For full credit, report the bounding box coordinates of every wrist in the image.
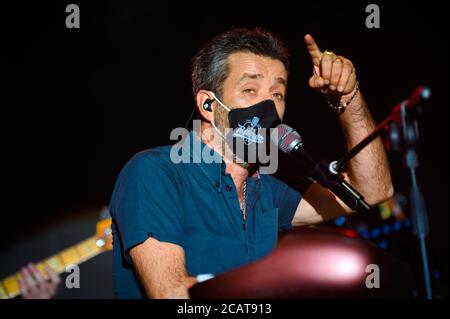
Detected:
[327,81,360,114]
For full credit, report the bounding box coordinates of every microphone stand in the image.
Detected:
[329,86,433,299]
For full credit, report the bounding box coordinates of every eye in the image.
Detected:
[272,92,284,100]
[243,88,256,95]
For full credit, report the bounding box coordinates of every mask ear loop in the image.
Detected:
[210,120,226,139]
[209,93,231,139]
[211,93,231,111]
[186,93,230,130]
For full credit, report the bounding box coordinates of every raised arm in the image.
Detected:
[292,34,393,226]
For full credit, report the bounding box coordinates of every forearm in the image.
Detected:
[142,275,197,299]
[334,90,394,204]
[130,238,198,299]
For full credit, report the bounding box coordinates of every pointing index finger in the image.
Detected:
[304,34,322,66]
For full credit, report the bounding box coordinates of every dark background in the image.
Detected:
[2,1,448,298]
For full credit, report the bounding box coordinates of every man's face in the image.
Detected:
[211,51,287,165]
[220,52,288,120]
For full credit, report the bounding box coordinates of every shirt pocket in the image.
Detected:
[255,208,279,259]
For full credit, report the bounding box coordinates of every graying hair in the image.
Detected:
[191,27,290,101]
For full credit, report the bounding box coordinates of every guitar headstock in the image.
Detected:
[95,217,113,251]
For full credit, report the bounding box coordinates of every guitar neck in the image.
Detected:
[0,235,108,299]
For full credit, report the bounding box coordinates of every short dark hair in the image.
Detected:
[191,27,290,100]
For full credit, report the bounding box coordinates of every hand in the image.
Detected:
[19,263,61,299]
[304,34,357,96]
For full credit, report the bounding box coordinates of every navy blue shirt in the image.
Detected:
[109,132,301,298]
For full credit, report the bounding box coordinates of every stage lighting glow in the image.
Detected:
[335,216,346,226]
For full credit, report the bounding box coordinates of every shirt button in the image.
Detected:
[225,184,232,192]
[215,181,220,188]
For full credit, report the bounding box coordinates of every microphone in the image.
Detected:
[272,124,371,211]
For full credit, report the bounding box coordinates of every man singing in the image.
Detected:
[109,28,393,298]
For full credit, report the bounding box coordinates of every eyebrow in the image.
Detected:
[238,73,287,87]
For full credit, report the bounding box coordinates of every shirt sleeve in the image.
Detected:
[110,151,184,264]
[268,176,302,232]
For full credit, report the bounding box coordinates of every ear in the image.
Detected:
[195,90,215,123]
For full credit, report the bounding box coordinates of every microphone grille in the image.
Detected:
[274,124,302,154]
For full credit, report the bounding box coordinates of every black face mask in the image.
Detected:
[211,94,281,164]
